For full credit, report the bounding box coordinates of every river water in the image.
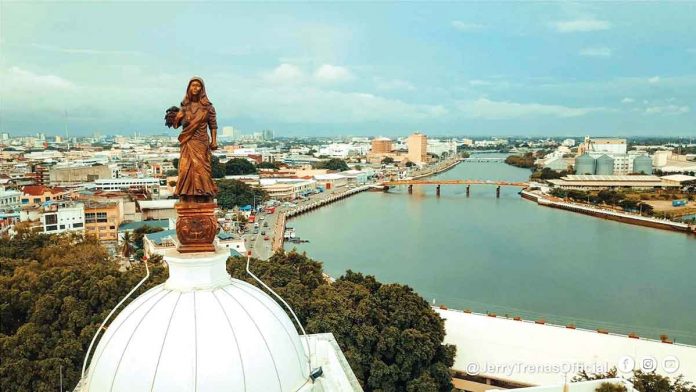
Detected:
[285,155,696,344]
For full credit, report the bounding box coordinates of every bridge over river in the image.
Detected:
[381,179,528,197]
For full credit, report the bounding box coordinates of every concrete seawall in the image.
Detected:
[272,185,372,251]
[521,190,694,234]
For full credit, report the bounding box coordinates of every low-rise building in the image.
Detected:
[314,173,348,190]
[21,185,71,207]
[94,177,163,192]
[137,199,178,220]
[49,164,112,185]
[84,200,122,242]
[547,175,680,190]
[0,187,21,210]
[260,178,317,200]
[40,202,85,234]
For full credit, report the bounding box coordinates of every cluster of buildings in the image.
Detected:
[0,130,482,250]
[536,136,696,191]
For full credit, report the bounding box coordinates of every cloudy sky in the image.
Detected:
[1,2,695,137]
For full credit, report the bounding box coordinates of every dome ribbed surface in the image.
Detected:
[83,278,311,392]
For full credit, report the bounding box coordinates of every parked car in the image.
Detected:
[264,235,269,241]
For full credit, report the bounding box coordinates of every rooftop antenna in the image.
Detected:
[245,250,322,380]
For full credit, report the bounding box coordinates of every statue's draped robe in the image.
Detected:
[174,101,218,197]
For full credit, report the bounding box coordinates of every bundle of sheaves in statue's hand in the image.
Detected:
[164,106,180,128]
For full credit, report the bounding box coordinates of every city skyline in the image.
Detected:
[1,2,696,137]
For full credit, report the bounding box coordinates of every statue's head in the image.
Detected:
[182,76,210,106]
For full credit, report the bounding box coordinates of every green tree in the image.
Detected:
[172,158,179,169]
[211,156,226,179]
[505,153,536,169]
[225,158,257,175]
[227,252,455,391]
[257,161,281,170]
[131,225,164,249]
[216,179,268,209]
[0,232,168,391]
[574,368,696,392]
[381,157,395,165]
[315,158,350,171]
[120,231,134,258]
[405,161,416,168]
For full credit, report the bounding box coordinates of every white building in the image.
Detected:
[427,139,458,157]
[318,143,364,159]
[93,178,162,191]
[579,136,627,155]
[0,187,21,210]
[260,178,317,200]
[40,202,85,234]
[562,138,576,147]
[314,173,348,190]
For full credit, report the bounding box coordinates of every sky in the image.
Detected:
[1,1,696,138]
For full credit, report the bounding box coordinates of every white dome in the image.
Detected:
[80,249,312,392]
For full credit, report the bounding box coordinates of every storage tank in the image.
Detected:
[595,154,615,175]
[633,155,653,174]
[574,153,596,175]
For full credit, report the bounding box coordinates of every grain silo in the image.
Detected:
[595,154,615,175]
[632,155,653,174]
[574,153,596,175]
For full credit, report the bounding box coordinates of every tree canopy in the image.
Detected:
[574,368,695,392]
[228,251,456,391]
[315,158,350,172]
[216,179,268,209]
[1,232,455,392]
[224,158,257,176]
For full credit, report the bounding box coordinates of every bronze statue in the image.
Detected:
[166,77,218,202]
[165,77,219,253]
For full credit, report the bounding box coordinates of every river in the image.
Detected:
[285,155,696,344]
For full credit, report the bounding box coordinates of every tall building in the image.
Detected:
[406,132,427,164]
[262,129,274,140]
[370,137,392,154]
[222,126,236,138]
[578,136,627,155]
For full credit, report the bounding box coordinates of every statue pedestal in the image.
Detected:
[175,201,217,253]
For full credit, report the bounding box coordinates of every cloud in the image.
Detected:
[28,43,142,56]
[3,66,75,90]
[648,76,661,84]
[644,105,690,115]
[451,21,485,32]
[314,64,353,83]
[458,98,604,119]
[579,47,612,57]
[550,19,611,33]
[621,97,635,104]
[264,63,304,84]
[374,78,416,91]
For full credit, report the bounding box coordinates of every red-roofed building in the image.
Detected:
[21,185,71,207]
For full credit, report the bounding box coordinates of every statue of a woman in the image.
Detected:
[166,77,219,203]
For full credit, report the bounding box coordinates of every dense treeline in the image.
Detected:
[504,153,536,169]
[216,179,268,209]
[228,252,456,391]
[0,230,168,392]
[313,158,350,171]
[1,232,454,391]
[574,368,696,392]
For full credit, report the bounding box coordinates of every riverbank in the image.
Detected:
[521,189,695,235]
[272,184,372,251]
[411,157,462,179]
[283,156,696,344]
[273,158,465,251]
